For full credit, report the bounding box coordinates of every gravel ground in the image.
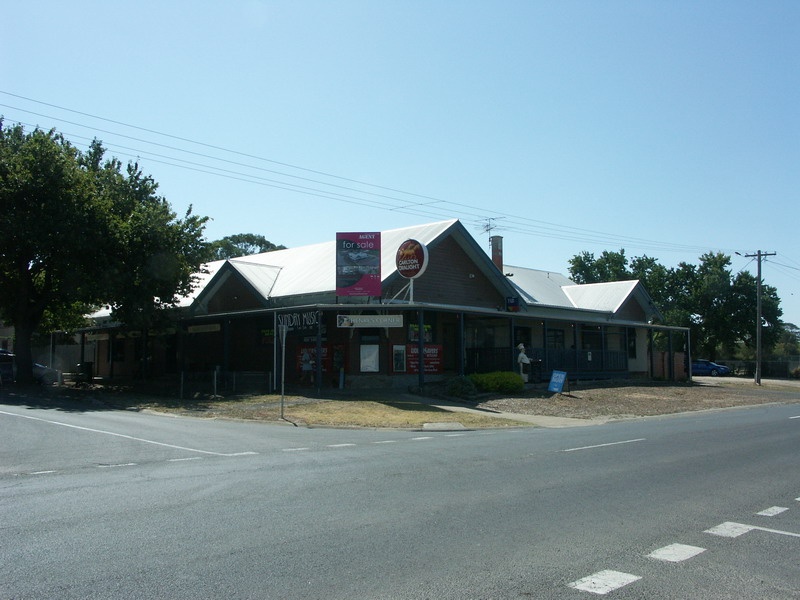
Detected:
[472,377,800,420]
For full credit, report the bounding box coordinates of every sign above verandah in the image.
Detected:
[337,314,403,328]
[335,232,382,297]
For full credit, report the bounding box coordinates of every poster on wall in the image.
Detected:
[336,232,382,297]
[406,344,443,374]
[393,345,407,372]
[295,345,346,379]
[360,344,380,372]
[408,323,432,343]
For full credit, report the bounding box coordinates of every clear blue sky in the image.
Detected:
[2,1,799,326]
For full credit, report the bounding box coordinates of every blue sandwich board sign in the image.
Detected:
[548,370,568,393]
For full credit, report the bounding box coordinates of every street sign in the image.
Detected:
[548,370,568,393]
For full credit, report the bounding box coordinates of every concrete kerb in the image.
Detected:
[427,403,609,428]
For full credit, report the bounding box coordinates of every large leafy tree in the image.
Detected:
[210,233,285,260]
[85,145,210,331]
[568,249,630,284]
[691,253,739,358]
[0,122,210,382]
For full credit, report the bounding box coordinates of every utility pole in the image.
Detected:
[742,250,776,385]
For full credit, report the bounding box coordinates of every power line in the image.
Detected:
[0,92,770,259]
[0,105,728,255]
[0,90,448,204]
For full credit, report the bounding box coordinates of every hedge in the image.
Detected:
[468,371,525,394]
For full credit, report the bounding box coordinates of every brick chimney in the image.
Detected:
[490,235,503,271]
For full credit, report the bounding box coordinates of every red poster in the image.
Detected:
[336,232,382,297]
[406,344,443,374]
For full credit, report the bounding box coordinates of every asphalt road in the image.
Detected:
[2,393,799,599]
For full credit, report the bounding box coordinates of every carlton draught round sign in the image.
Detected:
[396,239,429,279]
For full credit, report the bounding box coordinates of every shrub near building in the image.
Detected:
[469,371,525,394]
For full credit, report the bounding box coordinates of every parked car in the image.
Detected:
[691,359,731,377]
[0,351,13,383]
[33,362,60,385]
[0,351,59,385]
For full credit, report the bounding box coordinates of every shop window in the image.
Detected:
[546,329,565,350]
[581,326,602,350]
[409,324,432,343]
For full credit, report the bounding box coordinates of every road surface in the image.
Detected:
[2,394,799,598]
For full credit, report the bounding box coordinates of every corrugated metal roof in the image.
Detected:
[227,260,283,298]
[229,241,332,298]
[503,266,643,314]
[562,280,640,312]
[220,219,458,299]
[180,260,225,306]
[90,219,658,324]
[504,265,575,307]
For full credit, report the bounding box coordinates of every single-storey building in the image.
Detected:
[84,219,689,392]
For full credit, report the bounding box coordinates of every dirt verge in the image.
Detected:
[471,377,800,420]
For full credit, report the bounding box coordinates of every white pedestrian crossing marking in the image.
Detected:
[647,543,706,562]
[757,506,788,516]
[705,522,755,538]
[568,570,641,595]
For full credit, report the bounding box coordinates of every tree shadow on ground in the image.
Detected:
[0,382,216,413]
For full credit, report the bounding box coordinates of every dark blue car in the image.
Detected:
[0,350,59,385]
[692,359,731,376]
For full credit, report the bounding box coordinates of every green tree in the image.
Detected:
[568,249,629,283]
[93,153,210,332]
[0,122,210,382]
[772,323,800,358]
[691,253,738,359]
[210,233,285,260]
[630,255,671,309]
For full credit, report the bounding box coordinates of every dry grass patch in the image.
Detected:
[286,399,528,428]
[141,394,531,429]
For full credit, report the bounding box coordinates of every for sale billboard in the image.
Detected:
[336,232,381,297]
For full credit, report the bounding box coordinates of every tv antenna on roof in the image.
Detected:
[475,218,506,251]
[476,217,505,236]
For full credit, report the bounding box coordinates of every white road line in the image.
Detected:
[445,433,467,437]
[562,438,646,453]
[648,543,706,562]
[372,440,397,444]
[757,506,788,516]
[705,522,754,538]
[568,570,641,595]
[327,443,356,448]
[753,525,800,538]
[789,415,800,419]
[168,457,202,462]
[0,409,257,457]
[29,470,57,475]
[412,436,433,441]
[97,463,137,468]
[282,447,309,452]
[706,521,800,539]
